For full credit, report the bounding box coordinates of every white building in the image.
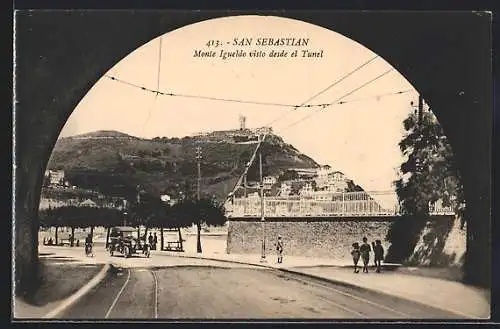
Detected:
[314,165,333,188]
[299,182,314,197]
[45,170,65,186]
[279,182,292,197]
[316,165,332,178]
[312,190,333,201]
[329,171,345,182]
[253,126,273,135]
[263,176,277,187]
[326,171,349,192]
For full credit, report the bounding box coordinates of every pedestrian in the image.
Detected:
[371,241,377,266]
[148,232,154,249]
[153,232,158,250]
[276,235,284,264]
[351,242,361,273]
[360,236,372,273]
[374,239,385,273]
[85,234,93,256]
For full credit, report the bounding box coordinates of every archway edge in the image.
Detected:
[14,10,492,292]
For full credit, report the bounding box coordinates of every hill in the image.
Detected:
[65,130,140,140]
[47,130,320,201]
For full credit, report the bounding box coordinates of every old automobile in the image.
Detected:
[108,226,150,258]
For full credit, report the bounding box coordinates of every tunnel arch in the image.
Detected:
[14,11,491,295]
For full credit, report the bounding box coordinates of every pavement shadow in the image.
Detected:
[20,260,103,307]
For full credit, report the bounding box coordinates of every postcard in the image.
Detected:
[12,10,492,321]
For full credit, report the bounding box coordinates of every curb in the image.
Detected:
[157,252,483,319]
[44,263,111,319]
[154,251,353,269]
[158,252,273,269]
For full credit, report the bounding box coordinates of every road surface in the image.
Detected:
[61,262,463,319]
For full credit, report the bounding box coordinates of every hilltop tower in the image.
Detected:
[239,115,246,131]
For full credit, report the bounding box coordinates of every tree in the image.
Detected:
[128,192,165,240]
[104,209,125,249]
[154,202,172,251]
[394,110,465,217]
[170,199,198,251]
[39,206,59,244]
[39,206,54,229]
[40,207,63,245]
[192,197,227,253]
[387,108,466,263]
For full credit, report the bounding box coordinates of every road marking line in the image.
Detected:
[105,268,131,319]
[151,270,159,319]
[284,273,409,318]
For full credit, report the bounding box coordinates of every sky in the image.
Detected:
[59,15,420,195]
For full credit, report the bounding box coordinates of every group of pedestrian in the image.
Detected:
[351,236,385,273]
[147,232,158,250]
[274,235,385,272]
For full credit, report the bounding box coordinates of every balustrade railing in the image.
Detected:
[225,192,456,217]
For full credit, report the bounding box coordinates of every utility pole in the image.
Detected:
[418,94,424,125]
[259,146,266,263]
[417,95,424,173]
[243,172,248,215]
[244,173,247,198]
[196,146,202,200]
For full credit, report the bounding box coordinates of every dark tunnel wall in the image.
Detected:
[13,11,492,292]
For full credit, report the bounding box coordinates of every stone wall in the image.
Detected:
[227,215,466,267]
[227,218,394,262]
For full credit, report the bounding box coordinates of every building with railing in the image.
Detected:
[44,170,66,186]
[226,191,456,218]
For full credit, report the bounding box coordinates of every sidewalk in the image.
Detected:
[154,249,490,319]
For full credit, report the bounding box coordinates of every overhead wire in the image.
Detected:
[277,68,395,133]
[105,74,300,108]
[263,55,380,127]
[335,89,413,105]
[226,56,383,201]
[140,36,163,135]
[107,72,410,111]
[104,55,409,202]
[104,55,383,113]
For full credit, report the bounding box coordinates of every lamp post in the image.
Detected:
[195,146,203,253]
[259,148,266,263]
